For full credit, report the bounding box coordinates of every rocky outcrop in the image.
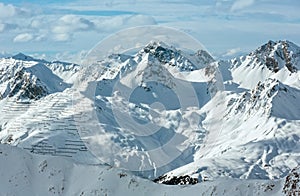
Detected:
[283,166,300,195]
[153,174,198,185]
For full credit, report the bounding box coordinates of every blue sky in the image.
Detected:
[0,0,299,62]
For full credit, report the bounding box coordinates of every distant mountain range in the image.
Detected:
[0,40,299,195]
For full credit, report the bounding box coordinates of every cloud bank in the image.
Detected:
[13,33,34,43]
[231,0,255,11]
[0,0,298,63]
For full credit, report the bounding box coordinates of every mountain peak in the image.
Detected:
[254,40,298,54]
[144,41,171,50]
[12,53,35,61]
[140,41,176,58]
[136,41,213,71]
[248,40,300,73]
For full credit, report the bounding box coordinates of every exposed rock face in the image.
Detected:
[251,40,298,73]
[139,41,214,71]
[283,166,300,196]
[7,68,48,100]
[0,54,75,101]
[153,174,198,185]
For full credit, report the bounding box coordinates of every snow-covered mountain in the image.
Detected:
[0,53,79,101]
[72,41,220,178]
[0,40,299,195]
[229,40,299,89]
[158,40,300,183]
[0,144,285,195]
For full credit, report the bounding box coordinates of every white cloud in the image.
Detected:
[59,15,95,31]
[54,50,88,64]
[51,15,95,41]
[0,1,299,64]
[222,47,241,57]
[0,22,18,33]
[13,33,33,43]
[52,26,70,34]
[30,53,47,60]
[12,13,154,44]
[93,16,125,32]
[35,34,46,42]
[93,15,157,33]
[31,19,43,29]
[0,3,16,18]
[58,15,94,33]
[53,33,70,42]
[0,51,11,58]
[124,15,156,26]
[231,0,255,11]
[0,3,30,19]
[0,23,5,32]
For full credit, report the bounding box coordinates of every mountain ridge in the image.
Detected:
[0,40,299,194]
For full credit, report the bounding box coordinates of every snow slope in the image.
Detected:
[230,40,300,89]
[0,144,285,196]
[0,40,299,195]
[0,54,79,101]
[72,41,219,178]
[0,54,97,163]
[159,40,300,183]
